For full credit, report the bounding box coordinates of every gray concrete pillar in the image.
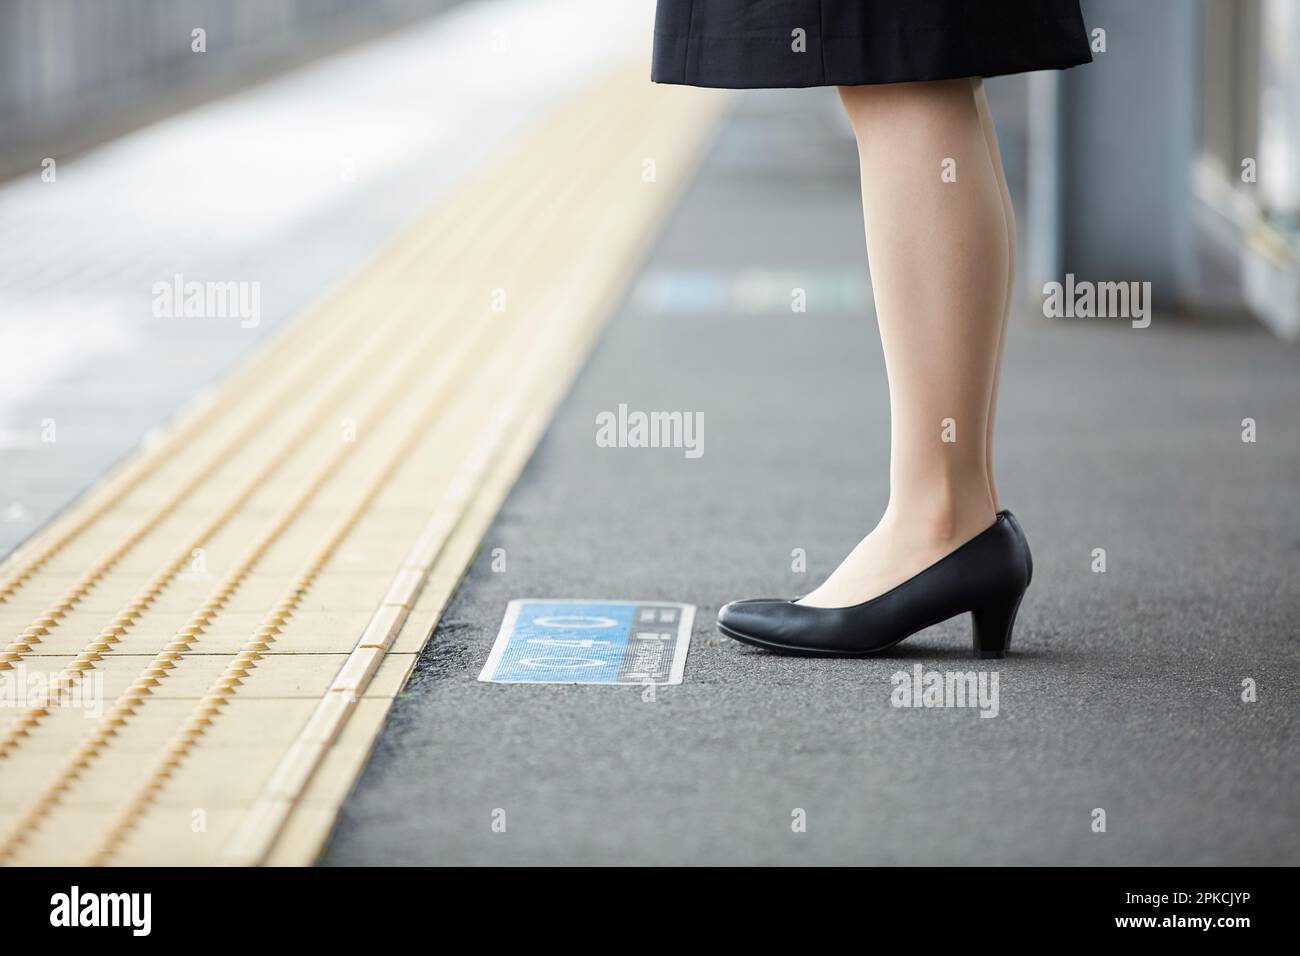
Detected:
[1025,0,1203,310]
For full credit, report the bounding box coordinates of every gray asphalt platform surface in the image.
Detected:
[323,88,1300,866]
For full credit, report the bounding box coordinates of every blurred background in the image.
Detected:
[3,0,1298,327]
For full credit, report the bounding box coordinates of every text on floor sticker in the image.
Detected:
[478,600,694,685]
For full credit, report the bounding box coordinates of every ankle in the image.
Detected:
[883,494,994,546]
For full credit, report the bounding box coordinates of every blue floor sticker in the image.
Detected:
[479,600,694,685]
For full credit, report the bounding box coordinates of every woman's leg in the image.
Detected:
[800,77,1008,609]
[973,79,1016,514]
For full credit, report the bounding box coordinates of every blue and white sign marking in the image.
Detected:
[478,600,694,685]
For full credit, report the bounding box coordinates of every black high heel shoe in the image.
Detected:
[717,514,1028,658]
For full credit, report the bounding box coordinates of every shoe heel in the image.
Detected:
[971,594,1023,659]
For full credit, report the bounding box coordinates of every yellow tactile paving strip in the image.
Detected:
[0,61,727,865]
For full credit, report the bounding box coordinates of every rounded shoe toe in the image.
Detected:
[717,598,789,642]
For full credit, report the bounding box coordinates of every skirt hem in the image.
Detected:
[650,55,1094,91]
[651,10,1093,90]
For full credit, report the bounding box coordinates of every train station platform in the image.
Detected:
[2,1,1297,867]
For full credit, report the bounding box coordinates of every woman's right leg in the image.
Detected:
[799,78,1006,609]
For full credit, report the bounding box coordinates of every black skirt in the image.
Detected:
[652,0,1092,89]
